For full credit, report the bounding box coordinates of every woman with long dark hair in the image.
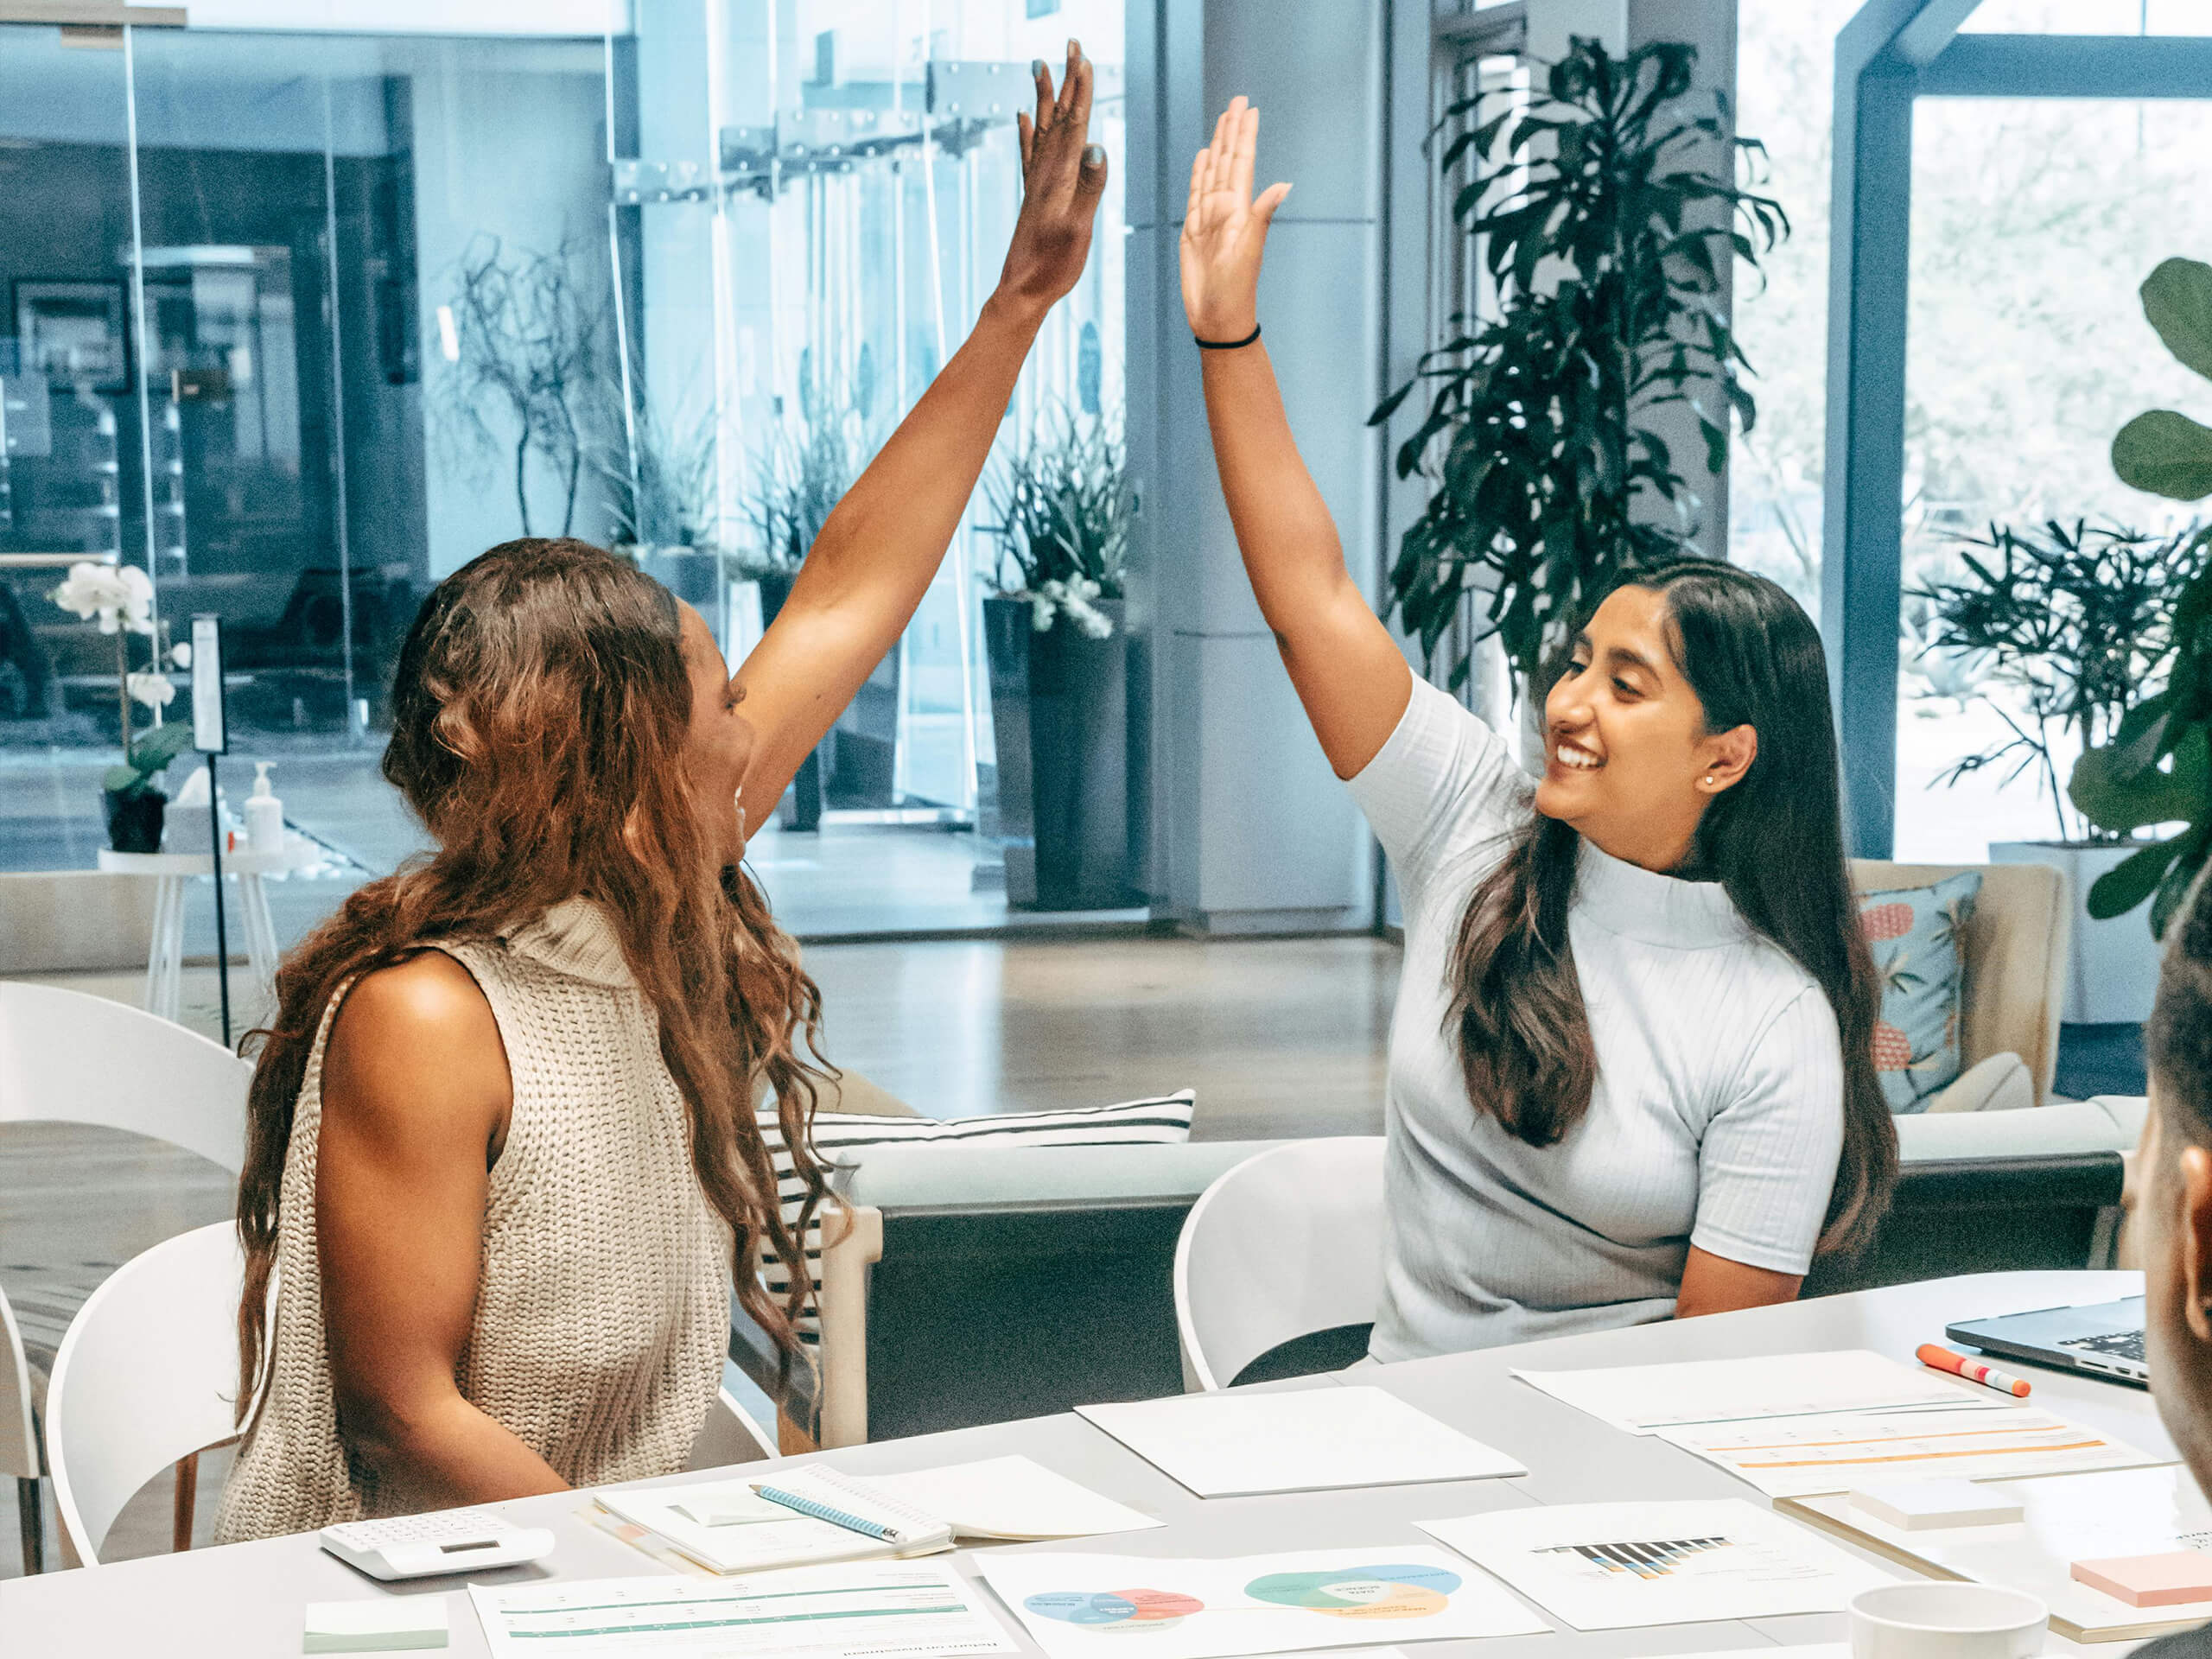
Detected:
[1179,99,1893,1358]
[215,48,1109,1538]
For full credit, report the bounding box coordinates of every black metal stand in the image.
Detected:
[207,751,232,1048]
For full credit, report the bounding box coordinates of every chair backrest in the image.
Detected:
[0,1281,35,1482]
[45,1222,246,1567]
[1853,859,2069,1106]
[1173,1137,1387,1392]
[0,982,252,1173]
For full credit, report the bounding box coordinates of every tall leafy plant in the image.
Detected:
[1914,520,2205,844]
[741,372,869,580]
[1371,37,1785,691]
[2069,257,2212,933]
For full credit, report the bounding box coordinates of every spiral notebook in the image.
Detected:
[598,1466,954,1574]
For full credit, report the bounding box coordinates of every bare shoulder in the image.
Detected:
[323,952,511,1150]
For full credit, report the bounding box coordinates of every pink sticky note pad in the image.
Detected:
[2072,1550,2212,1607]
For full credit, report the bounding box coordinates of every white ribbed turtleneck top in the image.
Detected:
[215,899,734,1542]
[1351,677,1846,1363]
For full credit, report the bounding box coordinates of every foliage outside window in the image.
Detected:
[1912,519,2206,845]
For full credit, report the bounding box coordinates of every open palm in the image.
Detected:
[1179,98,1291,341]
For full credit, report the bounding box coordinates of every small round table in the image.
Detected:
[98,843,316,1023]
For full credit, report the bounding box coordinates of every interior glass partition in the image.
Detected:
[0,6,1128,944]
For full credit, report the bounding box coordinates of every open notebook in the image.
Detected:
[597,1456,1160,1576]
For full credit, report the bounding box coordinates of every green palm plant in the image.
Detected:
[1370,36,1786,692]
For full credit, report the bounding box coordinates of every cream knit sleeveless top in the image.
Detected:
[215,899,734,1543]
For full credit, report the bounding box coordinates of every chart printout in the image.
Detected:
[467,1561,1020,1659]
[977,1547,1549,1659]
[1418,1500,1896,1630]
[1657,1407,2166,1497]
[1510,1351,2002,1435]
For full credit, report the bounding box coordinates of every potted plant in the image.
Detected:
[1915,519,2207,1022]
[1370,36,1785,697]
[48,562,195,851]
[739,378,870,828]
[596,397,721,607]
[980,405,1139,910]
[2068,257,2212,938]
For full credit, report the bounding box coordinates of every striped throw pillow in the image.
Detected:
[753,1091,1197,1346]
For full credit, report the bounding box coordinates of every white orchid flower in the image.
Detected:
[126,670,175,710]
[169,640,193,669]
[49,561,156,635]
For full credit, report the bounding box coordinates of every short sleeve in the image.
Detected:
[1345,675,1523,897]
[1689,985,1848,1276]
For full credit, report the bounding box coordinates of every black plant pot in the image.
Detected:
[104,787,166,854]
[983,595,1141,911]
[754,572,823,832]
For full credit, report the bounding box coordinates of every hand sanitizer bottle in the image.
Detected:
[245,760,284,855]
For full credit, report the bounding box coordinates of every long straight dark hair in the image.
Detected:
[1446,558,1895,1253]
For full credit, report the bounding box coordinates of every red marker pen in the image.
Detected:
[1918,1341,2031,1398]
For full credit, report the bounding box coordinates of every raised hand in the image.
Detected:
[1179,97,1292,341]
[997,40,1109,313]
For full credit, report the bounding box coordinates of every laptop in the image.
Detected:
[1946,1296,2149,1388]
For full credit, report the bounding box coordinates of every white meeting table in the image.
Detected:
[0,1271,2164,1656]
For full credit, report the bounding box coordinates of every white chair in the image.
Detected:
[688,1387,779,1471]
[1173,1137,1387,1392]
[0,981,251,1569]
[3,1284,40,1572]
[0,980,253,1171]
[45,1222,247,1567]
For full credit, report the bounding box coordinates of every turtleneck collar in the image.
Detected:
[1573,836,1751,950]
[501,897,634,988]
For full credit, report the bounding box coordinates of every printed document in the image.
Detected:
[1073,1386,1524,1497]
[978,1546,1548,1659]
[468,1560,1019,1659]
[1418,1499,1897,1630]
[1513,1350,2004,1434]
[1658,1405,2165,1497]
[862,1455,1163,1540]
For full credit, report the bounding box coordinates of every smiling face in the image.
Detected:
[1533,584,1758,873]
[678,602,758,869]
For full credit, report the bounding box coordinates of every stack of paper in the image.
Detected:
[1074,1386,1524,1497]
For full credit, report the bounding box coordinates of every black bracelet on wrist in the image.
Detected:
[1194,323,1262,351]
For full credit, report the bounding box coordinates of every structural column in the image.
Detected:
[1127,0,1386,934]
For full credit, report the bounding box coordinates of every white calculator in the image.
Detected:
[320,1508,556,1580]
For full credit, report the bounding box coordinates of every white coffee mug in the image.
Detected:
[1849,1581,2047,1659]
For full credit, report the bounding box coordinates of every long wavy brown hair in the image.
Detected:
[233,537,833,1421]
[1446,558,1896,1255]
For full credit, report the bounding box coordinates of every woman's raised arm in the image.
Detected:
[1181,99,1409,780]
[733,42,1109,829]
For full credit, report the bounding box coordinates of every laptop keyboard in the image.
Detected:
[2062,1328,2145,1363]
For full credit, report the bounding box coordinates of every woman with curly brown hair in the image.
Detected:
[214,45,1109,1541]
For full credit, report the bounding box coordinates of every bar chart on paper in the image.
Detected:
[1420,1500,1896,1630]
[1538,1537,1733,1579]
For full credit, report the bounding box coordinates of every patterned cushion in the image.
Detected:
[1860,872,1981,1114]
[753,1092,1197,1345]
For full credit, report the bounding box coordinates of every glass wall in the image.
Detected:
[1734,0,2212,861]
[0,3,1128,943]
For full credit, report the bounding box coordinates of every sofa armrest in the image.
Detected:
[1895,1098,2139,1161]
[843,1139,1297,1213]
